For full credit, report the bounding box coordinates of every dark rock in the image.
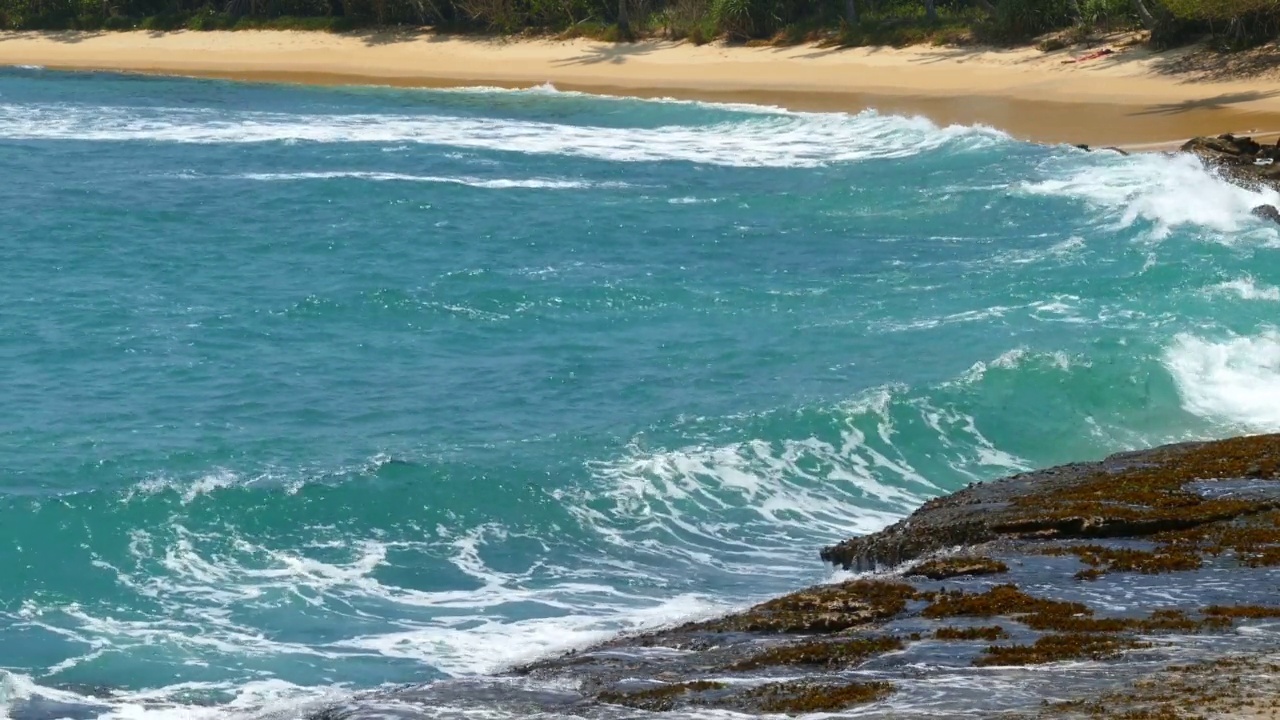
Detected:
[821,435,1280,570]
[1070,142,1131,154]
[1180,134,1280,190]
[1251,204,1280,225]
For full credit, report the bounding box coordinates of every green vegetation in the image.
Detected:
[3,0,1278,50]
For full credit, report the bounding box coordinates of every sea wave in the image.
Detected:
[1206,276,1280,301]
[0,102,1007,167]
[1165,329,1280,431]
[1022,151,1280,240]
[0,671,343,720]
[234,171,617,190]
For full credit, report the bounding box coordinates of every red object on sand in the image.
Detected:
[1065,48,1115,64]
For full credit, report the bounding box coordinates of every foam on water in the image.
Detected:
[235,172,612,190]
[0,672,344,720]
[0,102,1006,167]
[576,378,1037,581]
[1207,276,1280,301]
[1165,329,1280,431]
[954,347,1083,386]
[1023,151,1280,239]
[442,81,797,115]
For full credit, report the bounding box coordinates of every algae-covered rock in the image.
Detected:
[821,435,1280,571]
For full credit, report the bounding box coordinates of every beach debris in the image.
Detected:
[1062,47,1115,63]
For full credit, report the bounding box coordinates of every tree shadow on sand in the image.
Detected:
[343,26,490,46]
[0,29,106,43]
[1130,89,1280,115]
[1060,37,1280,83]
[551,41,657,65]
[1147,42,1280,82]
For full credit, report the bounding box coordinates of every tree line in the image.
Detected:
[0,0,1274,50]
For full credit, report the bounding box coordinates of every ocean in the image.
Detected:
[2,65,1279,719]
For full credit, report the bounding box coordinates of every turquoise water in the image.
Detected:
[2,66,1280,718]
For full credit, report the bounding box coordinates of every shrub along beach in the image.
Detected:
[1,0,1279,50]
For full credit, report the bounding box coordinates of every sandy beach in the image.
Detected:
[1,30,1279,146]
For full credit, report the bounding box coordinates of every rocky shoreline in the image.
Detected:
[490,434,1280,718]
[1179,134,1280,224]
[312,434,1280,719]
[1180,134,1280,190]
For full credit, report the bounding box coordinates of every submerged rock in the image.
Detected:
[309,435,1280,718]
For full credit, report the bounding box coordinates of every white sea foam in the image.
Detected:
[0,103,1006,167]
[125,468,244,504]
[874,303,1019,333]
[0,671,343,720]
[954,347,1083,386]
[995,236,1087,266]
[580,383,1028,578]
[440,81,797,115]
[1207,275,1280,301]
[1022,151,1280,240]
[236,171,610,189]
[1165,329,1280,431]
[335,591,729,676]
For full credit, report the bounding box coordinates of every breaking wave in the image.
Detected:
[0,101,1007,167]
[1166,329,1280,432]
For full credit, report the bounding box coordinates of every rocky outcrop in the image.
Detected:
[821,436,1280,570]
[1181,133,1280,192]
[310,435,1280,719]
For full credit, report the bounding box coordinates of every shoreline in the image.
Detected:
[488,434,1280,718]
[3,30,1280,146]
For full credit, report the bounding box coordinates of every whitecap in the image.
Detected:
[1165,329,1280,431]
[0,103,1008,168]
[1021,152,1280,240]
[0,671,342,720]
[1207,275,1280,301]
[235,171,605,189]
